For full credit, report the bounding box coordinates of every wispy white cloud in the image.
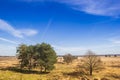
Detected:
[0,37,18,44]
[109,37,120,44]
[0,19,38,38]
[55,0,120,17]
[19,29,38,36]
[111,40,120,44]
[18,0,120,17]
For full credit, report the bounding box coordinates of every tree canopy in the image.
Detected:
[17,43,57,72]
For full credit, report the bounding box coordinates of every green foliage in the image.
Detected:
[17,43,57,72]
[63,53,74,64]
[27,45,35,71]
[17,44,29,69]
[36,43,57,72]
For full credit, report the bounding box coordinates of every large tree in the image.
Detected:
[36,43,57,72]
[81,50,102,76]
[17,43,57,72]
[27,45,35,71]
[17,44,29,69]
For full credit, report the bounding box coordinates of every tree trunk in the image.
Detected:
[20,62,23,70]
[40,65,42,72]
[44,67,46,72]
[29,58,32,71]
[90,67,92,76]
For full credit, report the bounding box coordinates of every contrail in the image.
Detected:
[41,18,53,40]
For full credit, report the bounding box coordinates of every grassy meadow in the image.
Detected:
[0,56,120,80]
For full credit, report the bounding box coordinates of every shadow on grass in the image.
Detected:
[62,71,86,79]
[109,65,120,68]
[62,71,90,80]
[0,67,50,74]
[106,73,120,79]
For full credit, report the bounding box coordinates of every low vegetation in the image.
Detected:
[0,43,120,80]
[63,53,74,64]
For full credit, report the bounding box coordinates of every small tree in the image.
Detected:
[114,55,117,57]
[63,53,74,64]
[81,50,102,76]
[105,55,107,57]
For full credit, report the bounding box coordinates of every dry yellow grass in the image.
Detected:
[0,57,18,68]
[0,56,120,80]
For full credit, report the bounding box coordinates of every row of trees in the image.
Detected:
[17,42,102,75]
[17,43,57,72]
[63,51,102,76]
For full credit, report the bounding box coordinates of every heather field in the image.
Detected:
[0,56,120,80]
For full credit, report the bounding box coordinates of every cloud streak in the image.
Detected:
[0,37,18,44]
[21,0,120,17]
[54,0,120,17]
[109,37,120,44]
[0,19,38,38]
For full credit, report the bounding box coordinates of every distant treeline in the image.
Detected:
[58,54,120,57]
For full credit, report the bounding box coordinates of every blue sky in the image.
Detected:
[0,0,120,56]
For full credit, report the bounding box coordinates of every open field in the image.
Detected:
[0,56,120,80]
